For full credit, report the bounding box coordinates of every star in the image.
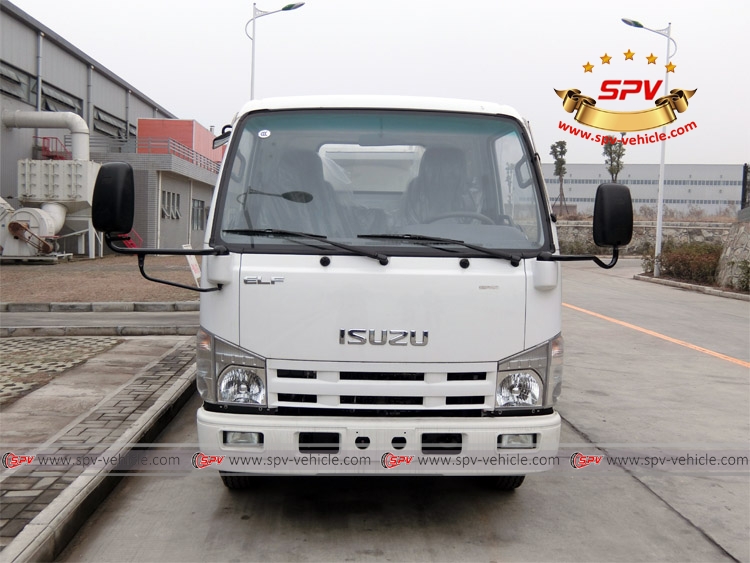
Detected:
[583,61,594,73]
[646,53,658,64]
[601,53,612,64]
[624,49,635,60]
[666,61,677,72]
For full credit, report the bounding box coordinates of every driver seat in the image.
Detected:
[401,146,473,224]
[254,149,351,236]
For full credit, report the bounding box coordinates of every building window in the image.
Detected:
[191,199,206,230]
[93,108,128,138]
[0,61,30,101]
[39,83,83,115]
[161,191,181,219]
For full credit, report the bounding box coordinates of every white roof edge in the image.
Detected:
[237,95,524,121]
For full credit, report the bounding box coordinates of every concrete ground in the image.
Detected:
[0,258,747,562]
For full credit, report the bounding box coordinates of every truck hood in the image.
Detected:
[236,254,527,363]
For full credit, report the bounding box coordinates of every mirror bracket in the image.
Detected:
[105,233,228,293]
[537,247,620,270]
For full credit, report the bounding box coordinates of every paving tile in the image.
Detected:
[31,478,57,489]
[0,338,195,552]
[0,503,25,519]
[0,481,32,491]
[0,518,29,537]
[0,337,122,405]
[4,490,43,498]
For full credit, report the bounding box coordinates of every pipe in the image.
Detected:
[1,110,90,160]
[126,89,131,139]
[36,32,44,113]
[41,202,67,233]
[87,65,94,130]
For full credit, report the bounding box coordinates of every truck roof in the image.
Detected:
[235,95,525,123]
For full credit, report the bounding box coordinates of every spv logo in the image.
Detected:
[599,80,663,101]
[191,452,225,469]
[381,453,414,469]
[555,45,695,133]
[2,452,35,469]
[570,452,603,469]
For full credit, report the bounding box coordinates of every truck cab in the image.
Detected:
[92,95,633,490]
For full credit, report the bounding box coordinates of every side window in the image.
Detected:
[494,132,542,244]
[161,191,181,220]
[220,127,255,231]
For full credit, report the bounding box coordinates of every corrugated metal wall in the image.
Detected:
[1,0,178,184]
[1,1,220,252]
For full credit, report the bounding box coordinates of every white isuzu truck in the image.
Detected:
[92,96,632,490]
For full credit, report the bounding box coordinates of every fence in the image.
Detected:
[135,138,220,174]
[73,136,221,174]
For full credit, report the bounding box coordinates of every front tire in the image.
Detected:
[220,471,252,489]
[486,475,525,490]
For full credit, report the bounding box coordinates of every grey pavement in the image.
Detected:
[51,259,750,563]
[0,302,200,313]
[0,259,747,562]
[0,335,196,562]
[0,302,199,338]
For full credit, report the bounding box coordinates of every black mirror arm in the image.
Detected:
[537,247,620,269]
[136,254,222,293]
[105,233,228,293]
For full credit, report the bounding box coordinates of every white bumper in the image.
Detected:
[197,408,561,475]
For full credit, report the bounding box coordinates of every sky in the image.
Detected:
[7,0,750,165]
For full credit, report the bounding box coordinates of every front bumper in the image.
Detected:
[196,408,561,475]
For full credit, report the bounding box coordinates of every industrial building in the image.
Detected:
[541,163,745,218]
[1,0,746,261]
[0,0,221,259]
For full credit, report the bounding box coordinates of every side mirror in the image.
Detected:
[90,161,227,293]
[593,183,633,247]
[212,124,232,149]
[539,182,633,269]
[92,162,135,234]
[514,155,533,189]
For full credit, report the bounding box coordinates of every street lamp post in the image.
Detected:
[622,18,678,277]
[246,2,305,100]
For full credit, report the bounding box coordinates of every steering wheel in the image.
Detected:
[424,211,495,225]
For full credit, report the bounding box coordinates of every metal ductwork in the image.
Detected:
[1,110,90,160]
[1,110,100,259]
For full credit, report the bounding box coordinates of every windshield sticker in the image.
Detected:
[258,129,271,139]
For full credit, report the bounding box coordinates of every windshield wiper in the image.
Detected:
[357,233,522,267]
[224,229,389,265]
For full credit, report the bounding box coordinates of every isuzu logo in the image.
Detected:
[339,329,429,346]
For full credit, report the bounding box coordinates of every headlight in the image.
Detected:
[495,334,563,409]
[497,371,542,407]
[218,367,265,404]
[195,328,267,405]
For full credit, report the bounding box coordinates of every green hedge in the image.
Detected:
[642,240,723,285]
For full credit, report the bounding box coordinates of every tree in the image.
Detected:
[549,140,568,215]
[602,137,626,182]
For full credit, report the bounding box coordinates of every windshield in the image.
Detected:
[213,109,550,256]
